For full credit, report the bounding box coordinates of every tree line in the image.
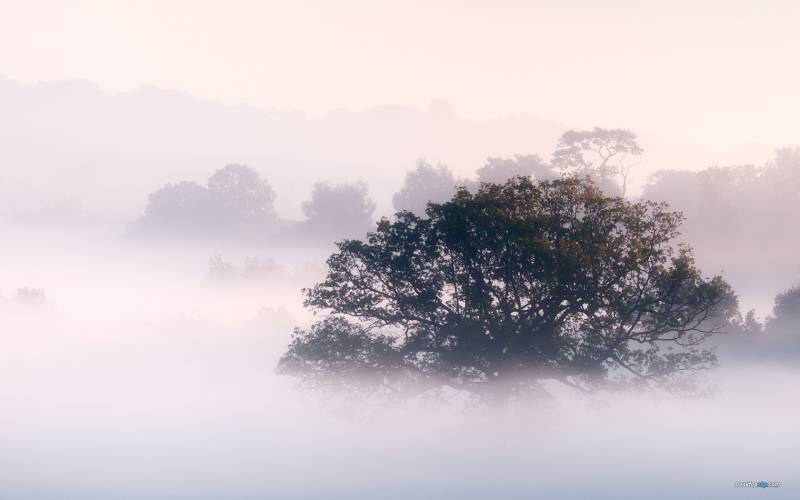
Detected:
[130,163,375,244]
[131,128,642,244]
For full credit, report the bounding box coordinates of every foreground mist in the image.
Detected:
[1,224,796,499]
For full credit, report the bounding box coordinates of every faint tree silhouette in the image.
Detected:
[207,164,277,224]
[300,181,376,240]
[552,128,642,197]
[139,181,223,235]
[392,160,457,215]
[135,164,278,240]
[767,285,800,334]
[476,154,556,185]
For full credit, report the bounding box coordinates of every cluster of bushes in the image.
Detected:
[0,287,51,312]
[205,255,325,287]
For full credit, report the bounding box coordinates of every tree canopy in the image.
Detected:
[279,177,736,404]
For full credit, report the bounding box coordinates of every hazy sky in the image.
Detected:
[1,0,798,149]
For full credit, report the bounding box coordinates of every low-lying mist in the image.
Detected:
[1,222,797,499]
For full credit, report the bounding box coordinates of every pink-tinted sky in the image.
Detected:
[1,0,797,149]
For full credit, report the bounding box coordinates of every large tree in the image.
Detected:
[279,177,736,404]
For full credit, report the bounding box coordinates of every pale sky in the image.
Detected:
[1,0,798,150]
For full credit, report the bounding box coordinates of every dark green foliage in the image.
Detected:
[279,177,736,402]
[277,317,410,393]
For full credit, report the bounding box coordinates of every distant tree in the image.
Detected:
[207,255,237,281]
[279,177,736,405]
[300,181,376,240]
[135,164,278,240]
[392,160,457,215]
[242,257,284,279]
[475,154,556,185]
[641,148,800,297]
[762,147,800,207]
[207,164,277,224]
[647,166,758,245]
[642,170,699,208]
[207,254,286,283]
[12,287,50,309]
[552,128,642,197]
[738,309,763,335]
[766,285,800,334]
[140,181,224,235]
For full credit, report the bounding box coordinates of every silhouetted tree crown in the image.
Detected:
[279,177,735,404]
